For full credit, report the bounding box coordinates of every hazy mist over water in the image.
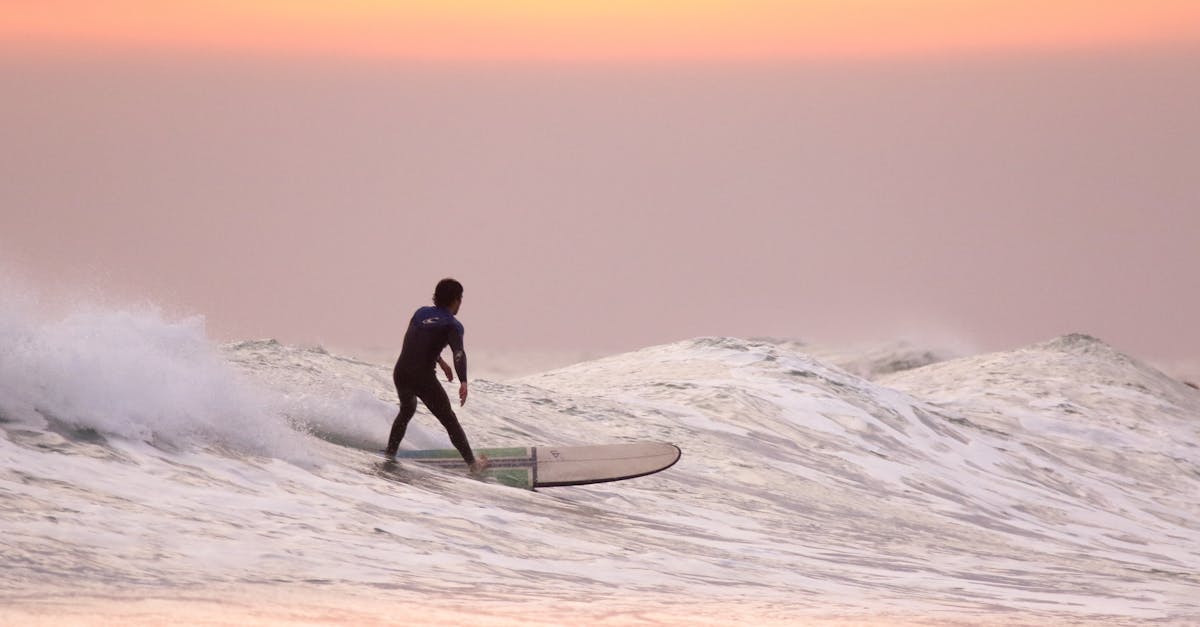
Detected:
[2,46,1198,362]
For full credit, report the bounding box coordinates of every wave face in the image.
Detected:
[2,302,1199,623]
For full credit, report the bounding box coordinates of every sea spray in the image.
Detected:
[0,288,314,462]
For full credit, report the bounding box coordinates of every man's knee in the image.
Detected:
[424,394,457,426]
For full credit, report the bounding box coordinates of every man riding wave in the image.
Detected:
[385,278,488,474]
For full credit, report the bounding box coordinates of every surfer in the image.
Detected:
[385,278,489,474]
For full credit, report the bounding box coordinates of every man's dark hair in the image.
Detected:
[433,278,464,308]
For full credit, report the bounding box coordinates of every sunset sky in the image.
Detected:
[6,1,1200,61]
[2,2,1198,364]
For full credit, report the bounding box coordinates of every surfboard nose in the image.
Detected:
[533,442,681,488]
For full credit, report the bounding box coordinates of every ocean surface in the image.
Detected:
[2,303,1199,625]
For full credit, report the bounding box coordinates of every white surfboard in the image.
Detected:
[384,442,681,489]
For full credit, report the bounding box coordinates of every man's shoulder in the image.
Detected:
[412,306,460,330]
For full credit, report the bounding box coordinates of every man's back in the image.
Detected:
[395,305,467,379]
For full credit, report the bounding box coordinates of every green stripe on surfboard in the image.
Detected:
[488,468,534,489]
[391,447,535,489]
[394,447,530,460]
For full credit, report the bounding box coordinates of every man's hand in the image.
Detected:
[459,382,469,406]
[438,357,454,382]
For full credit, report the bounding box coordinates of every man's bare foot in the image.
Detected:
[469,455,490,476]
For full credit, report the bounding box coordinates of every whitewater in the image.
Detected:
[2,300,1199,625]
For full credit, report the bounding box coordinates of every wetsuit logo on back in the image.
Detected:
[421,317,440,325]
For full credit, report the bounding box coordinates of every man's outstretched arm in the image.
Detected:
[448,326,468,405]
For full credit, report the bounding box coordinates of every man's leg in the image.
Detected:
[415,379,477,466]
[386,388,418,456]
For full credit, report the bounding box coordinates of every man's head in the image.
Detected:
[433,278,464,314]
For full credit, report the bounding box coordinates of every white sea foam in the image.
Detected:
[2,295,1199,623]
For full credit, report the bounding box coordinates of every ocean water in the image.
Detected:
[2,300,1199,625]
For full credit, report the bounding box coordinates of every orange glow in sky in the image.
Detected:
[4,1,1200,62]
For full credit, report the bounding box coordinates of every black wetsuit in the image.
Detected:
[386,305,475,464]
